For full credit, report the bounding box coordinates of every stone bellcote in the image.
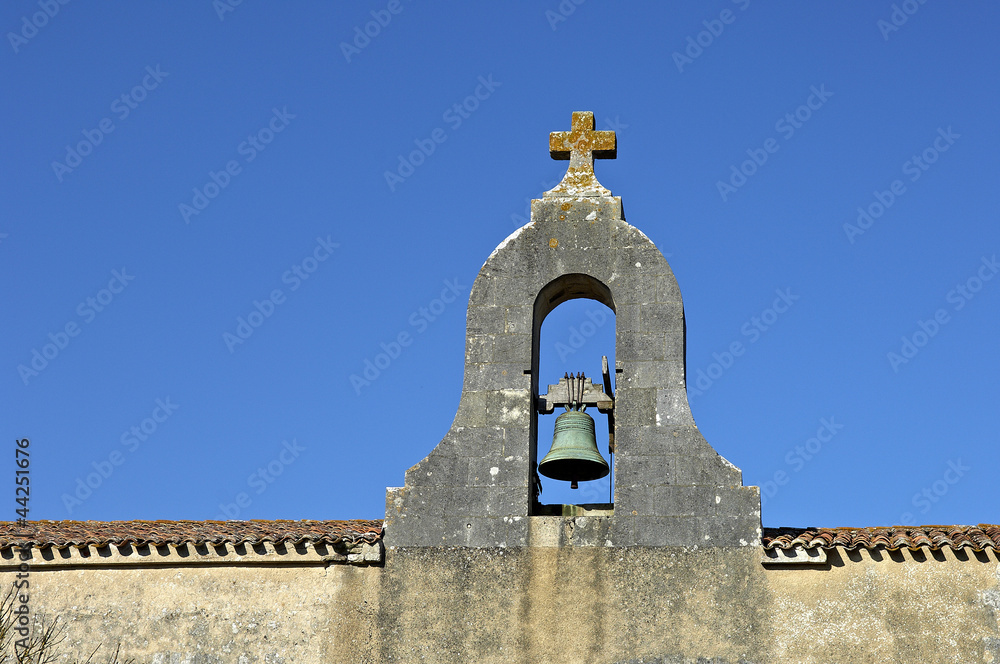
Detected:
[384,112,761,548]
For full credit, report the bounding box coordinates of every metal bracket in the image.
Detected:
[536,356,617,455]
[601,356,616,454]
[537,375,613,414]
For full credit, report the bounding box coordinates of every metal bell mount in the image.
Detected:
[538,371,610,489]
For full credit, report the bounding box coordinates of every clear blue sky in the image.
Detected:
[3,2,998,529]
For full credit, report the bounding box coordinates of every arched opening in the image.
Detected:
[531,274,616,513]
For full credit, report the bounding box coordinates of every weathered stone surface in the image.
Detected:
[386,116,759,548]
[8,544,999,663]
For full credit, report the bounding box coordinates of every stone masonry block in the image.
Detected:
[466,517,514,547]
[607,514,634,546]
[664,330,684,360]
[612,245,669,279]
[658,425,728,459]
[713,485,761,520]
[468,278,493,307]
[554,249,613,279]
[498,459,531,488]
[494,277,534,307]
[655,273,682,303]
[454,391,490,427]
[671,452,742,486]
[492,333,532,364]
[447,486,490,517]
[466,452,530,488]
[609,221,649,249]
[436,517,475,547]
[464,363,530,392]
[384,514,445,547]
[616,333,666,362]
[615,483,657,517]
[444,426,504,458]
[464,334,494,364]
[614,388,656,427]
[484,486,529,517]
[630,516,702,547]
[618,359,685,390]
[615,425,733,461]
[485,389,531,428]
[655,389,696,426]
[615,304,640,334]
[655,485,722,518]
[500,425,530,458]
[404,453,458,487]
[547,199,603,225]
[623,272,658,305]
[697,512,762,547]
[615,454,674,489]
[563,515,613,546]
[394,486,448,519]
[614,426,669,457]
[436,514,519,547]
[639,302,684,334]
[505,306,532,334]
[497,241,543,281]
[384,486,405,521]
[466,305,506,336]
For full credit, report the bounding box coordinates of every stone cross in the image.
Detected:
[545,111,617,198]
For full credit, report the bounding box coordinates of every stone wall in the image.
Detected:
[4,541,998,663]
[386,193,759,550]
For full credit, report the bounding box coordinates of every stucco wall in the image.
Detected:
[5,544,998,663]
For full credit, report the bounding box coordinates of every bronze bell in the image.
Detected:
[538,410,609,489]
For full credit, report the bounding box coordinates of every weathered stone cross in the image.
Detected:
[545,111,617,198]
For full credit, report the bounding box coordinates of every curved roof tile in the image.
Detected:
[5,521,997,552]
[762,525,1000,552]
[0,520,383,549]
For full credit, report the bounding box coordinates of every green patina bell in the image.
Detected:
[538,410,609,489]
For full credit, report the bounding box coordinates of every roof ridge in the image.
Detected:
[762,524,1000,551]
[0,519,384,548]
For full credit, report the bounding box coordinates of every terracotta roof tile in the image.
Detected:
[763,524,1000,552]
[5,521,997,552]
[0,520,383,549]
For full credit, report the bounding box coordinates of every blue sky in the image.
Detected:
[3,2,998,529]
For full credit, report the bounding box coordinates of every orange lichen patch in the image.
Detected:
[762,524,1000,552]
[546,167,613,198]
[0,519,383,549]
[561,203,572,211]
[544,111,617,198]
[549,111,616,162]
[548,238,559,248]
